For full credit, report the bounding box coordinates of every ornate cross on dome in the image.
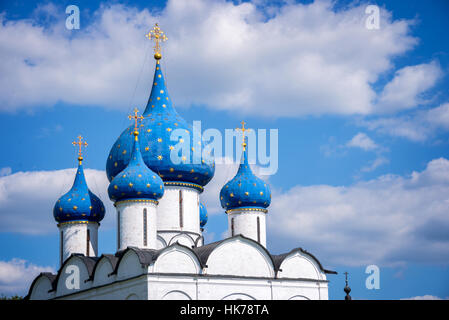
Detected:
[72,135,88,163]
[344,271,352,300]
[236,120,251,151]
[145,23,167,60]
[128,108,144,136]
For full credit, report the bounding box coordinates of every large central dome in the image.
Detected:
[106,60,215,190]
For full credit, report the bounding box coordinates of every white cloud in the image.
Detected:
[376,61,442,113]
[323,133,387,173]
[0,0,420,116]
[346,132,379,151]
[360,156,389,172]
[0,168,113,235]
[0,167,12,177]
[361,102,449,142]
[0,258,54,296]
[36,124,63,139]
[267,157,449,267]
[425,102,449,130]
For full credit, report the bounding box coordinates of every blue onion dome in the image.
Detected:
[108,129,164,203]
[106,59,215,192]
[220,138,271,212]
[199,202,208,228]
[53,157,105,224]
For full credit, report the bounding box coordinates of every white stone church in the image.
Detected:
[27,24,336,300]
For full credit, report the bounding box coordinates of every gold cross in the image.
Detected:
[72,135,88,161]
[129,108,144,133]
[145,23,167,60]
[236,120,251,150]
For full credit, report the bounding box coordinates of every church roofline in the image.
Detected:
[271,247,337,275]
[89,254,120,283]
[24,272,57,300]
[49,254,99,293]
[110,247,160,275]
[27,236,335,299]
[192,234,277,269]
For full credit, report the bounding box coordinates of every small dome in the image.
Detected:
[220,140,271,212]
[108,131,164,202]
[106,61,215,191]
[53,162,105,224]
[199,202,208,228]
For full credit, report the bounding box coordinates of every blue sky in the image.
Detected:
[1,0,449,299]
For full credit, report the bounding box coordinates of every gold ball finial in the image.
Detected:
[154,52,162,60]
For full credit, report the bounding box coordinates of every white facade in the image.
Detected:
[28,236,332,300]
[227,209,267,247]
[58,222,98,265]
[116,200,158,250]
[156,186,202,248]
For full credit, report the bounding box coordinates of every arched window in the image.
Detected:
[257,216,260,243]
[60,230,63,265]
[86,229,90,256]
[117,211,121,250]
[179,190,184,228]
[143,208,147,246]
[231,218,235,237]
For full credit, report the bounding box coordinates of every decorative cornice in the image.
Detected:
[57,220,99,227]
[164,181,204,192]
[115,198,159,207]
[225,207,268,214]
